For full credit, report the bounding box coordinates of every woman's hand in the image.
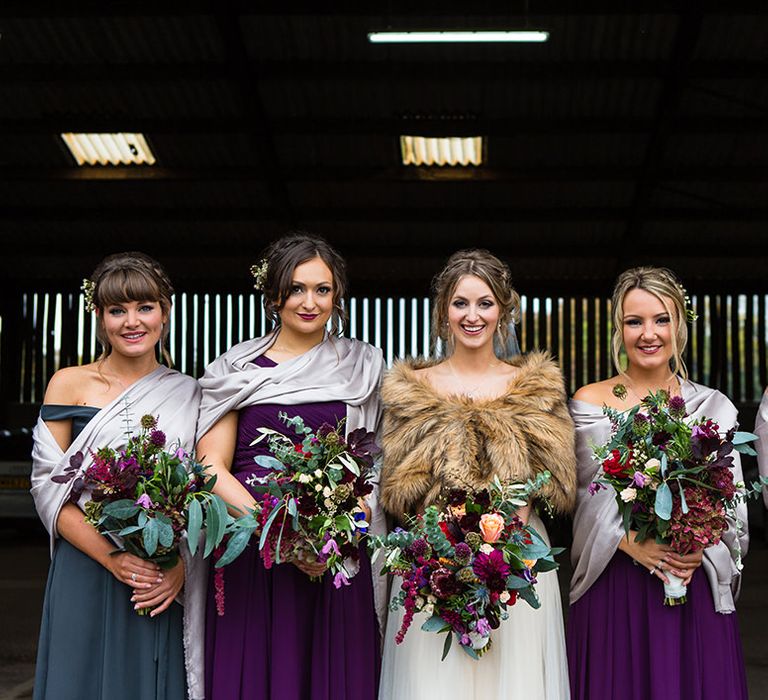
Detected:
[358,497,372,523]
[107,551,163,589]
[131,559,185,616]
[665,549,704,586]
[291,548,327,578]
[617,532,687,584]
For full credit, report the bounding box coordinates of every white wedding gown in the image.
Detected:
[377,513,570,700]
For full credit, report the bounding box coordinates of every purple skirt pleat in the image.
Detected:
[567,552,747,700]
[205,533,380,700]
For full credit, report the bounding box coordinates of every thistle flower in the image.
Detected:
[140,415,158,429]
[149,430,166,447]
[453,541,472,566]
[464,531,482,551]
[668,395,687,418]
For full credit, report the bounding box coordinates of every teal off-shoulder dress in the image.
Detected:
[33,405,186,700]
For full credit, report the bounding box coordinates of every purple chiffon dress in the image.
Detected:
[567,551,748,700]
[205,356,380,700]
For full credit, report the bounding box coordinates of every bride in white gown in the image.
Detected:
[377,249,574,699]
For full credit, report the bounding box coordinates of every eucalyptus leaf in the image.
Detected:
[253,455,286,471]
[660,452,668,477]
[103,499,141,520]
[517,586,541,609]
[421,615,451,633]
[259,502,284,551]
[215,528,254,568]
[505,574,532,590]
[678,479,689,515]
[733,431,758,445]
[203,504,220,558]
[118,524,145,536]
[655,481,673,520]
[735,443,757,457]
[336,452,361,476]
[143,517,159,557]
[187,498,203,555]
[441,632,453,661]
[157,520,175,548]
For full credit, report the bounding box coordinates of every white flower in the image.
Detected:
[620,487,638,503]
[468,632,490,650]
[314,469,323,478]
[322,486,332,498]
[297,473,312,484]
[415,596,425,609]
[479,544,494,555]
[645,458,661,470]
[324,498,333,509]
[315,484,323,492]
[500,591,511,604]
[427,595,437,605]
[423,603,434,616]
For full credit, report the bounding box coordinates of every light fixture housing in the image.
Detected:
[369,30,549,44]
[400,136,483,167]
[61,133,157,166]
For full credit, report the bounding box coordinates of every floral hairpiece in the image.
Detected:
[678,285,698,323]
[250,259,268,291]
[81,278,96,312]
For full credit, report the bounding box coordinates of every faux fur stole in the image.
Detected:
[379,351,577,518]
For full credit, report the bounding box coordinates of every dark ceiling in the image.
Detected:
[0,2,766,296]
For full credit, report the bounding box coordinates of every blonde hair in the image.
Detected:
[430,249,520,354]
[89,252,174,366]
[611,266,688,380]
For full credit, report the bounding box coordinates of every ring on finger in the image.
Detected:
[657,560,665,570]
[649,567,656,576]
[131,572,137,582]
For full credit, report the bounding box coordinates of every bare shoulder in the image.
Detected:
[43,364,100,405]
[572,378,620,406]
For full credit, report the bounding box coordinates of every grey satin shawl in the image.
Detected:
[569,380,748,614]
[31,366,207,700]
[754,390,768,508]
[196,332,388,628]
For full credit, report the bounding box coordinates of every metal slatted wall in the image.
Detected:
[4,291,768,405]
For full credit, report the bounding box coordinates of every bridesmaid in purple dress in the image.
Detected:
[196,233,385,700]
[567,266,748,700]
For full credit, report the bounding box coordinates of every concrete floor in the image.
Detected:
[1,523,766,699]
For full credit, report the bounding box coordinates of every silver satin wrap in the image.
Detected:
[569,380,748,614]
[753,390,768,508]
[31,366,207,700]
[196,332,388,631]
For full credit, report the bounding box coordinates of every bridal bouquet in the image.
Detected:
[216,413,378,589]
[53,414,229,613]
[590,390,757,605]
[369,474,561,660]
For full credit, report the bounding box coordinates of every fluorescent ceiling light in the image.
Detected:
[369,31,549,44]
[61,133,157,166]
[400,136,483,167]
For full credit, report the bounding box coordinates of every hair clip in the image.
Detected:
[250,259,269,291]
[81,278,96,312]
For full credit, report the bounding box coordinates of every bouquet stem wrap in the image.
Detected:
[663,572,687,606]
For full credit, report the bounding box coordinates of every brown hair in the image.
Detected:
[257,231,347,335]
[89,251,174,366]
[430,249,520,354]
[611,266,688,380]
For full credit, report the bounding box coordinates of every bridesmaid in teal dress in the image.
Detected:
[31,252,201,700]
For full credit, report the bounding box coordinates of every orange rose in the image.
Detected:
[479,513,505,544]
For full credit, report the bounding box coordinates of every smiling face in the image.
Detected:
[277,256,334,338]
[99,299,167,360]
[621,288,677,373]
[447,274,500,351]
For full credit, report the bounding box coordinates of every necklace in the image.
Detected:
[445,359,500,398]
[612,376,676,403]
